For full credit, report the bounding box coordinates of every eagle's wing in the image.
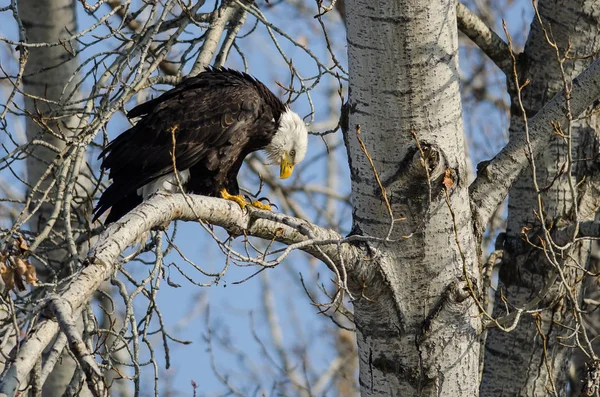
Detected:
[93,71,272,220]
[126,68,256,119]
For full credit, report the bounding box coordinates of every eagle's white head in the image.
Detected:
[265,108,308,179]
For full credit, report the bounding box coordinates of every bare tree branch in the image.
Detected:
[469,57,600,235]
[48,296,108,397]
[106,0,180,76]
[190,3,239,75]
[456,2,513,75]
[0,193,364,396]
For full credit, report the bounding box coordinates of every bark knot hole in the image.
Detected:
[452,280,472,303]
[408,143,443,180]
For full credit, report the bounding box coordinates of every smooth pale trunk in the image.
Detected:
[345,0,481,395]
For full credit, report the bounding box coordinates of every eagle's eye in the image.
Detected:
[290,149,296,157]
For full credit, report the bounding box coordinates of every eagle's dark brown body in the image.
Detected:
[94,68,286,224]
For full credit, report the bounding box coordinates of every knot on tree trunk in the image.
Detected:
[378,143,449,226]
[408,142,444,180]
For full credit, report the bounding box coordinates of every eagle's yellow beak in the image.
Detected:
[280,153,294,179]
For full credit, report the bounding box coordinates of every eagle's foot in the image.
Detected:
[250,200,272,211]
[220,188,247,209]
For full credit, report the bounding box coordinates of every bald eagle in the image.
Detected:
[93,68,308,224]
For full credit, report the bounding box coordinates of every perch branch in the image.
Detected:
[0,194,365,396]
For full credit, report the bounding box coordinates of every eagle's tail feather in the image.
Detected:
[92,183,142,225]
[106,193,142,224]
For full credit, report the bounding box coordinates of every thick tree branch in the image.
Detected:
[214,7,247,67]
[0,194,363,396]
[86,193,362,269]
[469,57,600,235]
[456,2,513,75]
[0,319,61,397]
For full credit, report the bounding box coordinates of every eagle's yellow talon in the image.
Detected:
[251,201,272,211]
[220,188,247,209]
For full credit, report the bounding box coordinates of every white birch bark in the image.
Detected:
[20,0,82,230]
[345,0,481,395]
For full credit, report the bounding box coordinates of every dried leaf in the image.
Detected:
[18,235,29,253]
[25,262,38,286]
[15,257,27,276]
[443,169,454,188]
[1,264,14,292]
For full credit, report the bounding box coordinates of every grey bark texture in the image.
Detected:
[481,1,600,396]
[345,0,481,395]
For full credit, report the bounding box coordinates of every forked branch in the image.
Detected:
[469,57,600,235]
[456,3,513,75]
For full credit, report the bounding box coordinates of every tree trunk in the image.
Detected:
[481,1,600,395]
[345,0,481,395]
[20,0,86,270]
[18,0,91,395]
